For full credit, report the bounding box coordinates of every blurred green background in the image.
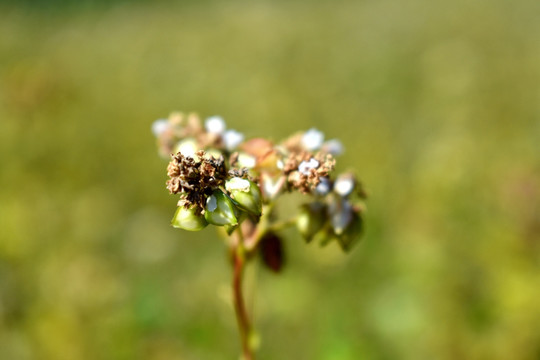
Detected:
[1,0,540,359]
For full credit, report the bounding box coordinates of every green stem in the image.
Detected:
[233,228,255,360]
[245,204,273,252]
[230,201,294,359]
[268,216,297,232]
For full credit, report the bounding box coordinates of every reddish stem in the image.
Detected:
[232,233,255,360]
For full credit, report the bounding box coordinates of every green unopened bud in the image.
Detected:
[204,190,238,226]
[296,203,326,243]
[336,211,363,252]
[171,206,208,231]
[225,178,262,216]
[329,198,353,235]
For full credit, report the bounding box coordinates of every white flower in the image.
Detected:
[237,153,256,169]
[262,176,282,199]
[315,177,331,195]
[151,119,169,136]
[322,139,344,156]
[298,158,319,175]
[334,174,355,196]
[174,138,198,158]
[301,128,324,151]
[223,129,244,150]
[205,116,226,134]
[225,177,251,193]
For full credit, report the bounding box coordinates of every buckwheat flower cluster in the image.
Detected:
[153,111,367,360]
[153,112,366,251]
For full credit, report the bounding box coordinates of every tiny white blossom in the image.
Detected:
[298,158,319,175]
[205,116,226,134]
[237,153,257,169]
[151,119,169,136]
[315,177,331,195]
[226,177,251,193]
[334,174,355,196]
[223,129,244,150]
[301,128,324,151]
[322,139,344,156]
[175,138,198,158]
[262,176,281,199]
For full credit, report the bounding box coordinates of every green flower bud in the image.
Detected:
[296,203,326,243]
[204,189,238,226]
[171,206,208,231]
[336,211,363,252]
[225,178,262,216]
[318,227,335,248]
[329,198,353,235]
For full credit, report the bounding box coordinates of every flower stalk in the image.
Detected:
[232,227,255,360]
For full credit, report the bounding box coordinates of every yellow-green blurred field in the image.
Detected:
[1,0,540,359]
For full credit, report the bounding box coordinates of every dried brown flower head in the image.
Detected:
[166,150,227,212]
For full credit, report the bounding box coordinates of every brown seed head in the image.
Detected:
[166,150,228,212]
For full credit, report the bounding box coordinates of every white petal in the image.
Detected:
[315,177,331,195]
[205,116,226,134]
[226,177,251,193]
[322,139,344,156]
[262,176,281,198]
[175,138,198,158]
[334,175,355,196]
[237,153,256,169]
[301,128,324,151]
[223,129,244,150]
[298,158,319,175]
[151,119,169,136]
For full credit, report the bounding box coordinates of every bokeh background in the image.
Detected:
[1,0,540,359]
